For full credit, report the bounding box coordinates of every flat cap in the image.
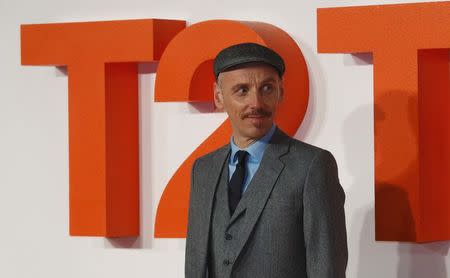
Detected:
[213,43,285,79]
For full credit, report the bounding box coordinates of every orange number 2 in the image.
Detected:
[154,20,309,238]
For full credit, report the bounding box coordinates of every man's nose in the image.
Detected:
[248,91,263,109]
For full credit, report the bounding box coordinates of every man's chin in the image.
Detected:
[243,123,272,137]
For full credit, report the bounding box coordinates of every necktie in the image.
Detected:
[229,150,248,215]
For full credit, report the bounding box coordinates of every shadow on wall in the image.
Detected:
[106,236,141,248]
[397,241,450,278]
[343,90,450,277]
[355,207,448,278]
[375,185,415,241]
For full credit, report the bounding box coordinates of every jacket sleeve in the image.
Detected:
[303,150,348,278]
[185,158,202,278]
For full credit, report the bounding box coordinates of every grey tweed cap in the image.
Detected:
[213,42,285,80]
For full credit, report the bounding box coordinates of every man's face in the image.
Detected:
[214,63,284,146]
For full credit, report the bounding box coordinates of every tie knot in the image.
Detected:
[235,150,248,165]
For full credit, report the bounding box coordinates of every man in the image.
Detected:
[185,43,348,278]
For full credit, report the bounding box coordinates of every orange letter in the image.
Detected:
[21,19,185,237]
[154,20,309,237]
[318,2,450,242]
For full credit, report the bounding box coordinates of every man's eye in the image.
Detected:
[236,87,248,95]
[261,84,273,93]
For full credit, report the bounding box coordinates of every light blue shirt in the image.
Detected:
[229,124,277,193]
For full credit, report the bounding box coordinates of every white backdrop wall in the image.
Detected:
[1,0,449,277]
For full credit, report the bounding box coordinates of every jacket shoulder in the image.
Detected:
[289,137,327,155]
[277,129,336,165]
[193,144,230,168]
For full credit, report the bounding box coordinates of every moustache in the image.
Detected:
[241,109,272,119]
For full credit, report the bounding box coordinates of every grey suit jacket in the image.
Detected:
[185,127,348,278]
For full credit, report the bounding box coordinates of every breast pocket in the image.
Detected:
[260,194,300,236]
[264,194,296,213]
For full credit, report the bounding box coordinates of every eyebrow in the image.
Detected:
[260,77,277,84]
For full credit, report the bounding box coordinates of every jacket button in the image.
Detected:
[223,259,232,266]
[225,233,233,240]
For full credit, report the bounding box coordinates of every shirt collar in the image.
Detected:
[230,124,277,164]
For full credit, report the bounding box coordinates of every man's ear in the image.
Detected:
[278,80,285,103]
[214,81,224,111]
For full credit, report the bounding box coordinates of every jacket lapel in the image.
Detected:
[227,128,291,261]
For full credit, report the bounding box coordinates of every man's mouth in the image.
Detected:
[246,114,266,118]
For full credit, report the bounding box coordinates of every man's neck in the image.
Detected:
[232,137,259,149]
[231,124,276,149]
